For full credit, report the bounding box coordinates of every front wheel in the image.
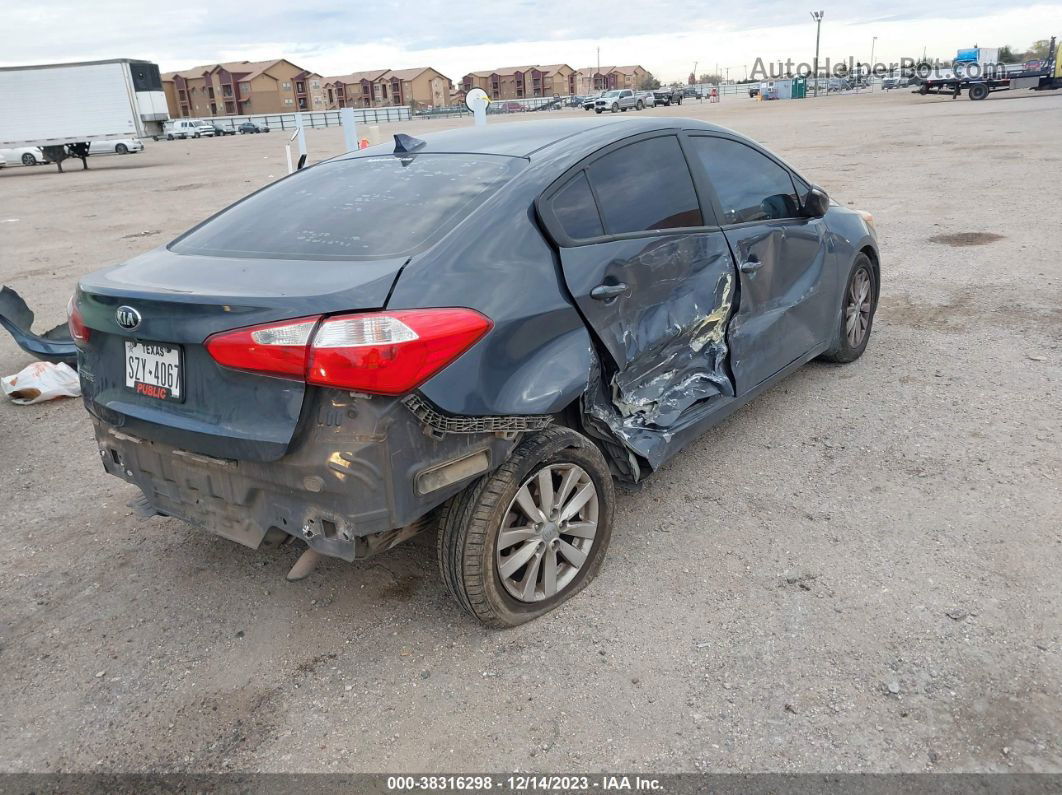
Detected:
[677,96,682,105]
[820,253,877,363]
[595,107,602,114]
[115,143,128,154]
[21,152,37,166]
[437,427,615,628]
[636,101,644,110]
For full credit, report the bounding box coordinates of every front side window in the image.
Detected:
[689,136,800,224]
[586,136,702,234]
[171,154,524,261]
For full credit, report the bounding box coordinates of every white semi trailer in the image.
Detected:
[0,58,168,172]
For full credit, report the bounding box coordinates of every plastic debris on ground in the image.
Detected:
[2,361,81,404]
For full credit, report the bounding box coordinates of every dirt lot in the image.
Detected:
[1,90,1059,774]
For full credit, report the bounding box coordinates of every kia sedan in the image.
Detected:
[71,118,879,627]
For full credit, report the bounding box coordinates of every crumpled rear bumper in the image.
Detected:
[92,389,521,561]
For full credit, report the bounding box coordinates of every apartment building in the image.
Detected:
[460,64,576,100]
[322,67,453,109]
[575,65,650,95]
[161,59,327,118]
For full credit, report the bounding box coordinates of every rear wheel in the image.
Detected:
[677,96,682,105]
[636,101,644,110]
[21,152,36,166]
[437,427,614,627]
[968,83,989,100]
[820,253,877,363]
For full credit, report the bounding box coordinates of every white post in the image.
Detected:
[472,96,487,126]
[294,112,308,158]
[340,107,357,153]
[285,144,293,174]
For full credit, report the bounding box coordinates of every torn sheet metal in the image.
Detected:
[0,286,77,364]
[561,233,738,475]
[609,271,733,427]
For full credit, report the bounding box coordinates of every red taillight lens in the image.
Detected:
[205,316,320,378]
[204,309,491,394]
[307,309,492,395]
[67,296,90,343]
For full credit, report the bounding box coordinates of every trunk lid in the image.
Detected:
[77,247,407,461]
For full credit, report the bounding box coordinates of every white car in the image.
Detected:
[635,91,656,108]
[0,146,48,166]
[90,139,144,155]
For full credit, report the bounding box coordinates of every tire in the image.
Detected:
[115,143,128,154]
[193,132,200,139]
[968,83,989,101]
[436,427,615,628]
[21,152,36,166]
[918,83,929,95]
[595,108,602,114]
[677,96,682,105]
[611,103,619,113]
[167,134,174,141]
[820,252,878,363]
[636,101,644,110]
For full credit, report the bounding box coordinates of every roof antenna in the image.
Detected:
[393,133,426,154]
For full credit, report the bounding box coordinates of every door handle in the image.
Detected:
[590,283,627,300]
[739,257,763,274]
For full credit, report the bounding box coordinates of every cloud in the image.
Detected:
[3,1,1059,82]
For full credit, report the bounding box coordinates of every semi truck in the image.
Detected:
[0,59,168,171]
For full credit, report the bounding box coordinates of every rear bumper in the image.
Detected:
[92,389,521,561]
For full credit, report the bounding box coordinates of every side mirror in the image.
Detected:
[803,186,830,218]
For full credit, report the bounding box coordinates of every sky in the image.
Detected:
[3,2,1060,83]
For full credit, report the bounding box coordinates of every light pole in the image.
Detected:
[869,35,878,86]
[810,10,824,96]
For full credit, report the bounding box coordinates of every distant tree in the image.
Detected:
[640,72,661,90]
[1023,40,1051,61]
[698,73,722,84]
[997,45,1016,63]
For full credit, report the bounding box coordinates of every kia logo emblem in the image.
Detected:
[115,305,141,330]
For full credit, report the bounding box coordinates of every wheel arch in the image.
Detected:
[859,243,881,301]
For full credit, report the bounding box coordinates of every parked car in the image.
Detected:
[0,146,48,166]
[238,122,269,134]
[89,139,144,155]
[881,74,911,90]
[210,124,236,136]
[582,93,604,111]
[594,89,640,113]
[652,87,683,106]
[635,91,656,108]
[70,118,879,627]
[164,119,215,140]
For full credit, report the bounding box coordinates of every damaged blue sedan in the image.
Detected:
[70,118,879,626]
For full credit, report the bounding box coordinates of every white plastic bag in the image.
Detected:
[2,361,81,405]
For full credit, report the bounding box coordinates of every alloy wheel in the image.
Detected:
[495,463,599,603]
[845,267,872,347]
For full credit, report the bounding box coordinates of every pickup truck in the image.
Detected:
[652,87,683,106]
[593,89,640,113]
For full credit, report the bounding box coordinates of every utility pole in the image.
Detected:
[743,64,748,81]
[810,10,825,96]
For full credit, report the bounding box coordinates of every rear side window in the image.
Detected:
[550,172,604,239]
[689,136,800,224]
[171,154,524,260]
[587,136,702,234]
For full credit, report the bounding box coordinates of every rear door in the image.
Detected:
[537,132,738,429]
[685,134,832,393]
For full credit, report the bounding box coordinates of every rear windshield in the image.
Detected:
[170,154,525,260]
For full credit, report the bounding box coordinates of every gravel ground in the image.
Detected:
[0,89,1059,773]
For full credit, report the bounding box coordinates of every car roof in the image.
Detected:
[339,117,732,160]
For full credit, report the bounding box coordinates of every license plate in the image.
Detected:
[125,340,181,401]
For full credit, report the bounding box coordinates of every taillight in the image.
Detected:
[204,309,491,395]
[205,316,320,378]
[67,296,90,343]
